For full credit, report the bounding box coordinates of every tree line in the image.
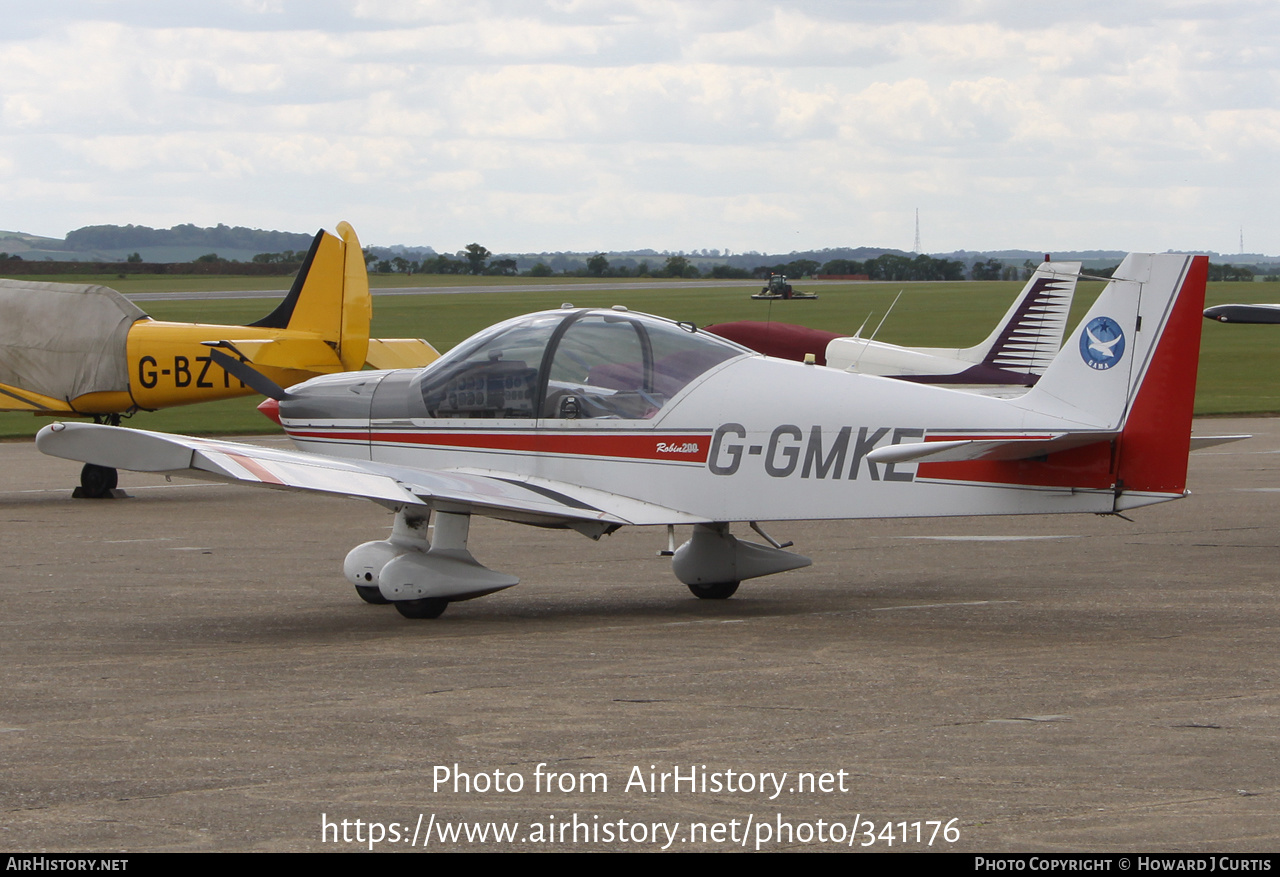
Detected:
[26,224,1280,283]
[357,245,972,281]
[65,223,315,253]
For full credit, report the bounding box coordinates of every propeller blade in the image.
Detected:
[205,346,294,401]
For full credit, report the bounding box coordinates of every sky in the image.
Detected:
[2,1,1277,256]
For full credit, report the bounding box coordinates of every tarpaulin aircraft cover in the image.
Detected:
[0,279,145,402]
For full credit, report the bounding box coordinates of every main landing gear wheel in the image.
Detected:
[394,597,449,619]
[687,581,740,600]
[354,584,390,605]
[78,463,118,499]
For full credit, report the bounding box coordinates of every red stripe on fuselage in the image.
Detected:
[924,434,1057,443]
[285,428,712,463]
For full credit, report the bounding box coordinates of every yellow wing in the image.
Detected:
[0,381,75,413]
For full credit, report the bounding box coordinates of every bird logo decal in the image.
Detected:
[1078,317,1125,370]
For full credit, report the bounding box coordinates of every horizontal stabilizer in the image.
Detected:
[213,337,345,372]
[365,338,441,370]
[866,432,1114,465]
[1189,434,1251,451]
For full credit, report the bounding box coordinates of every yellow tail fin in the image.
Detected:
[250,222,371,370]
[336,221,371,371]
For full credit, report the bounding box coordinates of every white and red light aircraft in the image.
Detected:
[38,252,1208,619]
[708,260,1081,386]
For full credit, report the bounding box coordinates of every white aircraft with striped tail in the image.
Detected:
[708,260,1081,386]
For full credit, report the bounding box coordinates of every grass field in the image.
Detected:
[5,272,679,293]
[1,275,1276,438]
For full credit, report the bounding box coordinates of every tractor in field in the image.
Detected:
[751,273,818,300]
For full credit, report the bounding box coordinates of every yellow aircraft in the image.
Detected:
[0,221,438,496]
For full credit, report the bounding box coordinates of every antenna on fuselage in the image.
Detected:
[852,289,903,371]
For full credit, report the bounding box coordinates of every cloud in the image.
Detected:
[0,2,1277,253]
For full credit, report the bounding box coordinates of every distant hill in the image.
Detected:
[60,223,317,263]
[4,223,1278,270]
[0,229,74,262]
[0,223,317,263]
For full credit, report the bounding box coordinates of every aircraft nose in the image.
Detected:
[258,397,281,425]
[261,372,381,424]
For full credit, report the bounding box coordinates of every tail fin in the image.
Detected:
[1019,252,1208,497]
[1111,255,1208,496]
[250,222,371,371]
[961,261,1080,375]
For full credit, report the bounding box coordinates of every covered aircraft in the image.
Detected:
[0,222,438,495]
[39,253,1207,619]
[708,260,1080,385]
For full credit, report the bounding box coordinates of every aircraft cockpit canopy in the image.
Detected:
[405,308,750,420]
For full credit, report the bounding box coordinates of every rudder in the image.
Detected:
[249,222,371,370]
[336,221,371,371]
[1112,254,1207,497]
[965,260,1080,376]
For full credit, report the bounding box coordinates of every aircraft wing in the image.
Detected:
[35,422,700,529]
[0,381,76,414]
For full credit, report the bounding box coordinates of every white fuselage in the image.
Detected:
[279,355,1119,526]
